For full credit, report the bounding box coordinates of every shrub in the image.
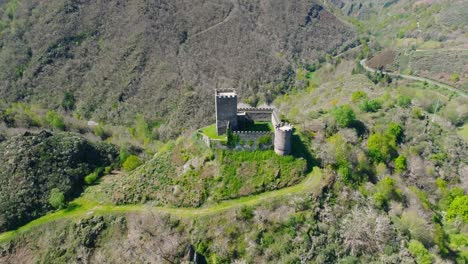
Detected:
[238,206,254,220]
[446,196,468,223]
[119,147,131,163]
[61,91,76,111]
[93,125,107,139]
[351,91,368,103]
[49,188,66,209]
[408,240,433,264]
[122,155,142,171]
[373,177,402,210]
[45,110,65,130]
[85,172,98,185]
[386,123,404,143]
[450,73,460,82]
[397,95,412,108]
[332,105,356,128]
[394,155,407,173]
[359,99,382,112]
[412,107,424,120]
[104,166,112,175]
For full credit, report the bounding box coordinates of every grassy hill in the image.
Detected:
[82,136,310,207]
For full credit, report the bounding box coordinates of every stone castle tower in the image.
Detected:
[215,89,238,135]
[212,89,292,156]
[274,122,292,156]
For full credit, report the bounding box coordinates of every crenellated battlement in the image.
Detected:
[213,89,292,155]
[237,107,274,112]
[215,89,237,98]
[232,130,272,134]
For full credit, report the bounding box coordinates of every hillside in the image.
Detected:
[0,131,117,232]
[0,0,355,139]
[1,56,467,263]
[0,0,467,263]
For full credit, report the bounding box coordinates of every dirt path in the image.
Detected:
[188,0,239,40]
[360,59,468,99]
[0,168,325,243]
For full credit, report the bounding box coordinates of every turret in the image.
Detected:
[274,122,292,155]
[215,89,238,135]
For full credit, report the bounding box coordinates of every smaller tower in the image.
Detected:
[274,122,292,155]
[215,89,238,135]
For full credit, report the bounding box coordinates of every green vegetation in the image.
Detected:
[199,124,227,141]
[0,131,117,232]
[332,105,356,128]
[396,95,412,108]
[122,155,142,172]
[351,91,368,102]
[359,99,382,112]
[45,110,65,130]
[61,91,76,111]
[446,196,468,223]
[408,240,433,264]
[82,137,309,208]
[367,133,397,162]
[48,188,66,210]
[0,3,467,261]
[450,73,460,82]
[394,155,407,173]
[372,177,401,210]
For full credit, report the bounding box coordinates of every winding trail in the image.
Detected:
[360,59,468,99]
[188,0,239,40]
[0,168,324,243]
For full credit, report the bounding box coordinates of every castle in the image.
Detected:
[214,89,292,155]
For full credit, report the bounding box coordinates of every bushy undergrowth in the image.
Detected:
[85,138,308,207]
[0,131,117,231]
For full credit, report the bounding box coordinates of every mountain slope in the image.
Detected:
[0,0,355,138]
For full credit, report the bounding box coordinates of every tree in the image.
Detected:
[373,177,402,210]
[61,91,76,111]
[386,122,404,143]
[359,99,382,112]
[446,195,468,223]
[49,188,65,209]
[332,105,356,128]
[367,133,397,162]
[394,155,407,173]
[408,240,433,264]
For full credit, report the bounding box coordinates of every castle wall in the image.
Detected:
[232,131,273,150]
[216,90,238,135]
[238,108,274,122]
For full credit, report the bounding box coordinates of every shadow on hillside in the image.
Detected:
[291,134,318,173]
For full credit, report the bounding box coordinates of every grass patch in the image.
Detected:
[200,124,227,141]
